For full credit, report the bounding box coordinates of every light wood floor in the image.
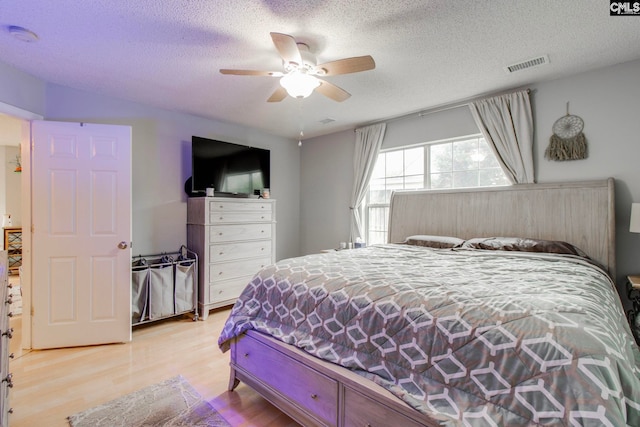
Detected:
[8,306,298,427]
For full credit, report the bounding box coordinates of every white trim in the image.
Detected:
[0,101,39,351]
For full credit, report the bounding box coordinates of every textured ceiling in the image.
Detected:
[1,0,639,140]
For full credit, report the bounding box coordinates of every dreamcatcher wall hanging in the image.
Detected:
[544,102,587,161]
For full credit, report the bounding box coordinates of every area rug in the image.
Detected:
[67,375,231,427]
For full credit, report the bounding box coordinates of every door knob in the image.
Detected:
[118,241,128,249]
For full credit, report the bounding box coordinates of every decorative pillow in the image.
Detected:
[461,237,589,257]
[404,235,465,249]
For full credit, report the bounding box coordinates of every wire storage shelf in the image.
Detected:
[131,245,198,325]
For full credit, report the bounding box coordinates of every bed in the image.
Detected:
[218,178,640,426]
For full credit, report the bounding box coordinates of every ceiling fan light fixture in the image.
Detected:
[280,71,320,98]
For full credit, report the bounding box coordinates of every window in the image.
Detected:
[366,135,509,245]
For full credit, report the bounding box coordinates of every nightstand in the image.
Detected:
[626,275,640,344]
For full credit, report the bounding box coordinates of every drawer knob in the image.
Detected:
[310,393,318,400]
[3,328,13,339]
[219,251,224,255]
[3,373,13,388]
[6,296,12,305]
[244,353,249,358]
[219,232,223,236]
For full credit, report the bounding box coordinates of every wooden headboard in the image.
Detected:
[388,178,616,278]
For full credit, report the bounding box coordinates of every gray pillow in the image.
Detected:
[404,235,464,249]
[461,237,589,258]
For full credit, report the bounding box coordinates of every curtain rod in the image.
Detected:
[357,87,531,129]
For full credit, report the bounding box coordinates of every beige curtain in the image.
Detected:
[469,90,534,184]
[350,123,386,243]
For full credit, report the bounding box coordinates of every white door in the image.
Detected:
[31,121,132,349]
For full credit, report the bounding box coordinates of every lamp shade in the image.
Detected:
[630,203,640,233]
[280,72,320,98]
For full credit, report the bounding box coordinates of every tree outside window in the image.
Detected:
[365,136,509,245]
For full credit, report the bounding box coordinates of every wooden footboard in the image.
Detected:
[229,330,439,427]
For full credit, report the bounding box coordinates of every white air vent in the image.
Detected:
[505,55,549,73]
[319,118,335,125]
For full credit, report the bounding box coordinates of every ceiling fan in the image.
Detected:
[220,32,375,102]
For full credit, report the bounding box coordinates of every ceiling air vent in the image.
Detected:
[319,118,335,125]
[505,55,549,73]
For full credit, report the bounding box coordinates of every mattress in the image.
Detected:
[219,244,640,426]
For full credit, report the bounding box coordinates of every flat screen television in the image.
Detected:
[190,136,270,197]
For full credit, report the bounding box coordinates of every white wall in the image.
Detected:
[530,58,640,296]
[301,59,640,305]
[43,84,301,260]
[299,130,354,254]
[298,106,481,255]
[0,115,23,234]
[382,105,480,150]
[0,61,46,116]
[3,54,640,304]
[1,146,22,230]
[0,63,301,261]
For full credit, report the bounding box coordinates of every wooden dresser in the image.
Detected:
[187,197,276,319]
[0,251,12,426]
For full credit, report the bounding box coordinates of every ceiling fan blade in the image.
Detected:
[270,32,302,66]
[315,80,351,102]
[220,69,283,77]
[314,55,375,76]
[267,87,288,102]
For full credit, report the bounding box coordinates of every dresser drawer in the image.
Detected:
[209,223,272,242]
[209,200,273,213]
[343,387,425,427]
[208,276,253,304]
[209,257,271,282]
[209,210,272,223]
[235,334,338,425]
[210,241,272,263]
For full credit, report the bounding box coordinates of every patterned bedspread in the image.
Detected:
[218,244,640,426]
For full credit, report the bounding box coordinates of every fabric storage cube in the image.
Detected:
[148,256,175,319]
[131,259,149,324]
[175,258,196,313]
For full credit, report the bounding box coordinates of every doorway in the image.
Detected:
[0,103,39,353]
[0,132,22,354]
